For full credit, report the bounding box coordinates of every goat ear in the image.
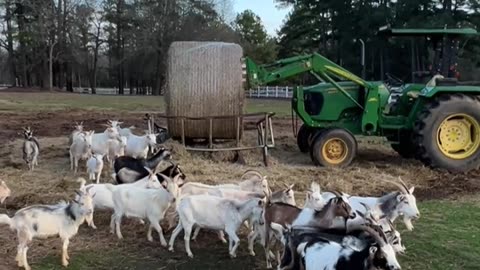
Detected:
[369,246,378,255]
[409,186,415,194]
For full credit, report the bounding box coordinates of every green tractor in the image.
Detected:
[244,26,480,172]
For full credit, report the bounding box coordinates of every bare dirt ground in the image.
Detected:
[0,108,479,269]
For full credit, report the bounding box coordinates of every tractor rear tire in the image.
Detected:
[297,125,321,153]
[413,94,480,172]
[310,128,357,167]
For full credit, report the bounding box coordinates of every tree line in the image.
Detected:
[276,0,480,82]
[0,0,273,94]
[1,0,480,94]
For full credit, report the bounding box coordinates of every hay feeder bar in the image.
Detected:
[148,112,276,166]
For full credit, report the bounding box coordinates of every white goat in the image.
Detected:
[107,120,135,137]
[91,127,122,155]
[77,168,164,230]
[109,174,182,245]
[0,188,94,270]
[106,136,128,167]
[68,122,84,146]
[168,195,265,258]
[69,131,94,174]
[21,127,39,171]
[0,180,11,204]
[87,153,104,184]
[124,133,157,159]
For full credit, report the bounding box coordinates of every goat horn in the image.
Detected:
[356,225,387,247]
[240,170,263,181]
[74,190,83,197]
[360,202,371,212]
[396,176,411,194]
[157,173,170,182]
[379,176,409,194]
[331,190,342,197]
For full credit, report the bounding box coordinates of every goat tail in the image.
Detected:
[76,177,87,190]
[0,214,13,229]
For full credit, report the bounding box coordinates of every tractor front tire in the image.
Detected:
[310,128,357,167]
[413,94,480,172]
[297,125,321,153]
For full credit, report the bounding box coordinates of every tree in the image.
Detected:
[233,10,277,63]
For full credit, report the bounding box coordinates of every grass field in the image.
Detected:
[0,91,292,116]
[0,91,479,270]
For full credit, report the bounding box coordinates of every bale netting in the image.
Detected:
[166,41,244,140]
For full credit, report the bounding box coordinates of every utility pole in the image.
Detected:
[358,39,366,79]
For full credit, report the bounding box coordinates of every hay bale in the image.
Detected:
[166,41,244,140]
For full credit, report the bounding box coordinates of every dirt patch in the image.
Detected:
[1,109,480,269]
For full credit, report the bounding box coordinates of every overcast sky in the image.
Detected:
[233,0,291,36]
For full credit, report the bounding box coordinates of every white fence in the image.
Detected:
[73,87,153,95]
[247,86,293,99]
[71,86,293,99]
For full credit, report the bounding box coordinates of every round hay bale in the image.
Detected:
[166,41,244,140]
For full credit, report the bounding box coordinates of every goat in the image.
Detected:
[0,180,11,204]
[168,196,266,258]
[113,147,172,184]
[298,225,401,270]
[322,176,420,231]
[260,189,353,269]
[69,131,94,174]
[91,127,123,155]
[180,170,270,243]
[124,133,158,159]
[0,188,94,270]
[107,120,135,137]
[109,174,182,245]
[68,122,84,146]
[106,136,128,167]
[21,127,40,171]
[87,153,104,184]
[77,166,168,230]
[247,184,296,258]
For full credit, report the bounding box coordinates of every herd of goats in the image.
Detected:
[0,120,421,270]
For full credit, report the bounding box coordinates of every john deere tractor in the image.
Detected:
[245,26,480,172]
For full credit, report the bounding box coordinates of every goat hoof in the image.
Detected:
[230,253,237,258]
[249,250,256,256]
[188,253,194,258]
[148,237,153,242]
[161,241,168,247]
[168,247,174,252]
[62,260,69,267]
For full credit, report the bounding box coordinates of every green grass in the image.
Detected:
[0,92,292,116]
[32,199,480,270]
[399,199,480,270]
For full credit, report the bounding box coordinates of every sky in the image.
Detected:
[233,0,291,36]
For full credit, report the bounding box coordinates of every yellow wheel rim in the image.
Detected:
[321,138,348,164]
[436,113,480,159]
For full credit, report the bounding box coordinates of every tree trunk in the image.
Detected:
[16,2,28,87]
[116,0,124,95]
[5,0,17,86]
[49,41,57,91]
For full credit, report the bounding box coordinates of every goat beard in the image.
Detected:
[403,216,414,231]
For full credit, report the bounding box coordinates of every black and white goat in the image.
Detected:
[0,188,95,270]
[21,127,40,171]
[273,223,401,270]
[112,147,173,184]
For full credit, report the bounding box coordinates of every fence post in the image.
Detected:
[285,86,288,98]
[275,86,278,98]
[266,86,269,98]
[257,86,260,98]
